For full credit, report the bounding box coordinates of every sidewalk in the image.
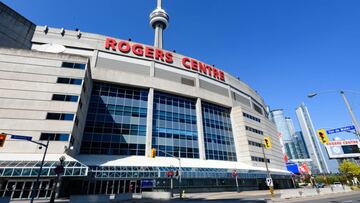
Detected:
[8,189,359,203]
[272,190,360,202]
[182,190,274,200]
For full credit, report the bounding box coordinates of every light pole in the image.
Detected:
[232,169,239,192]
[155,149,182,199]
[308,90,360,139]
[1,132,51,203]
[30,136,50,203]
[261,144,274,197]
[49,156,66,203]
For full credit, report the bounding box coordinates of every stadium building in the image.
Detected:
[0,1,291,200]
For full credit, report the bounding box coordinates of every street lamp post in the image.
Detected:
[30,136,50,203]
[308,90,360,139]
[232,169,240,192]
[49,156,66,203]
[340,91,360,137]
[156,149,182,199]
[261,144,274,197]
[1,132,50,203]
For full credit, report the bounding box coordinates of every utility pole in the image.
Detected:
[178,157,182,199]
[1,132,51,203]
[262,144,274,197]
[340,91,360,138]
[30,136,50,203]
[152,148,182,199]
[308,90,360,139]
[232,169,240,192]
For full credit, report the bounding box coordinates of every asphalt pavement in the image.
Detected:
[274,190,360,203]
[7,190,360,203]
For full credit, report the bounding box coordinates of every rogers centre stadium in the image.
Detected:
[0,1,292,200]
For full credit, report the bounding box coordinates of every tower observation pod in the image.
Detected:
[150,0,169,49]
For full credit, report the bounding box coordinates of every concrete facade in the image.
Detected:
[0,2,291,199]
[0,2,35,49]
[21,24,286,171]
[0,48,89,154]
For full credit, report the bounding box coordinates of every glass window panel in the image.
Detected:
[80,82,148,155]
[202,101,237,161]
[152,91,198,159]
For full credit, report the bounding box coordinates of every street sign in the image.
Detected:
[167,170,174,177]
[10,135,32,141]
[326,125,355,134]
[232,169,238,177]
[266,178,273,187]
[54,165,64,175]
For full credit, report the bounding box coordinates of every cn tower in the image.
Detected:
[149,0,169,49]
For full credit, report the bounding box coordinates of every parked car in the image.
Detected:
[315,183,325,188]
[332,182,343,187]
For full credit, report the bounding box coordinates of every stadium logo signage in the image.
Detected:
[105,38,173,63]
[327,140,359,146]
[182,57,225,81]
[105,38,225,82]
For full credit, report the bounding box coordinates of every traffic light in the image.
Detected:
[264,136,272,149]
[151,148,156,158]
[0,133,7,147]
[317,129,329,144]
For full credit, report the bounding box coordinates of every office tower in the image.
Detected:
[295,103,330,174]
[293,131,310,159]
[270,110,298,160]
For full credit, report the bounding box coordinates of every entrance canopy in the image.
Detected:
[0,154,88,177]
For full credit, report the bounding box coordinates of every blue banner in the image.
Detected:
[286,163,300,174]
[141,179,155,188]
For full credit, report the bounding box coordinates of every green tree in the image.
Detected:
[338,160,360,183]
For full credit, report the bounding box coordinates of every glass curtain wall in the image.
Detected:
[80,82,148,155]
[202,101,237,161]
[152,91,199,158]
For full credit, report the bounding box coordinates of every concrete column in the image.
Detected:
[91,50,99,68]
[196,98,206,160]
[145,88,154,157]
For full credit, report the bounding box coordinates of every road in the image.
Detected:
[7,191,360,203]
[279,191,360,203]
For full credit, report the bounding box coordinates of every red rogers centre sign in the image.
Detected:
[105,38,225,81]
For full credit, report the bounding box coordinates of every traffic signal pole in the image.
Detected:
[151,148,182,199]
[30,136,50,203]
[340,91,360,139]
[308,90,360,139]
[262,144,274,197]
[235,174,239,192]
[1,132,50,203]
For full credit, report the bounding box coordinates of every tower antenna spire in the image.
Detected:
[150,0,169,49]
[157,0,162,8]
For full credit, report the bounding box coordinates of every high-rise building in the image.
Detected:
[270,110,298,160]
[285,117,296,136]
[285,118,310,160]
[293,131,310,159]
[295,103,330,174]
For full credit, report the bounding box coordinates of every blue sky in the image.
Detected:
[4,0,360,168]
